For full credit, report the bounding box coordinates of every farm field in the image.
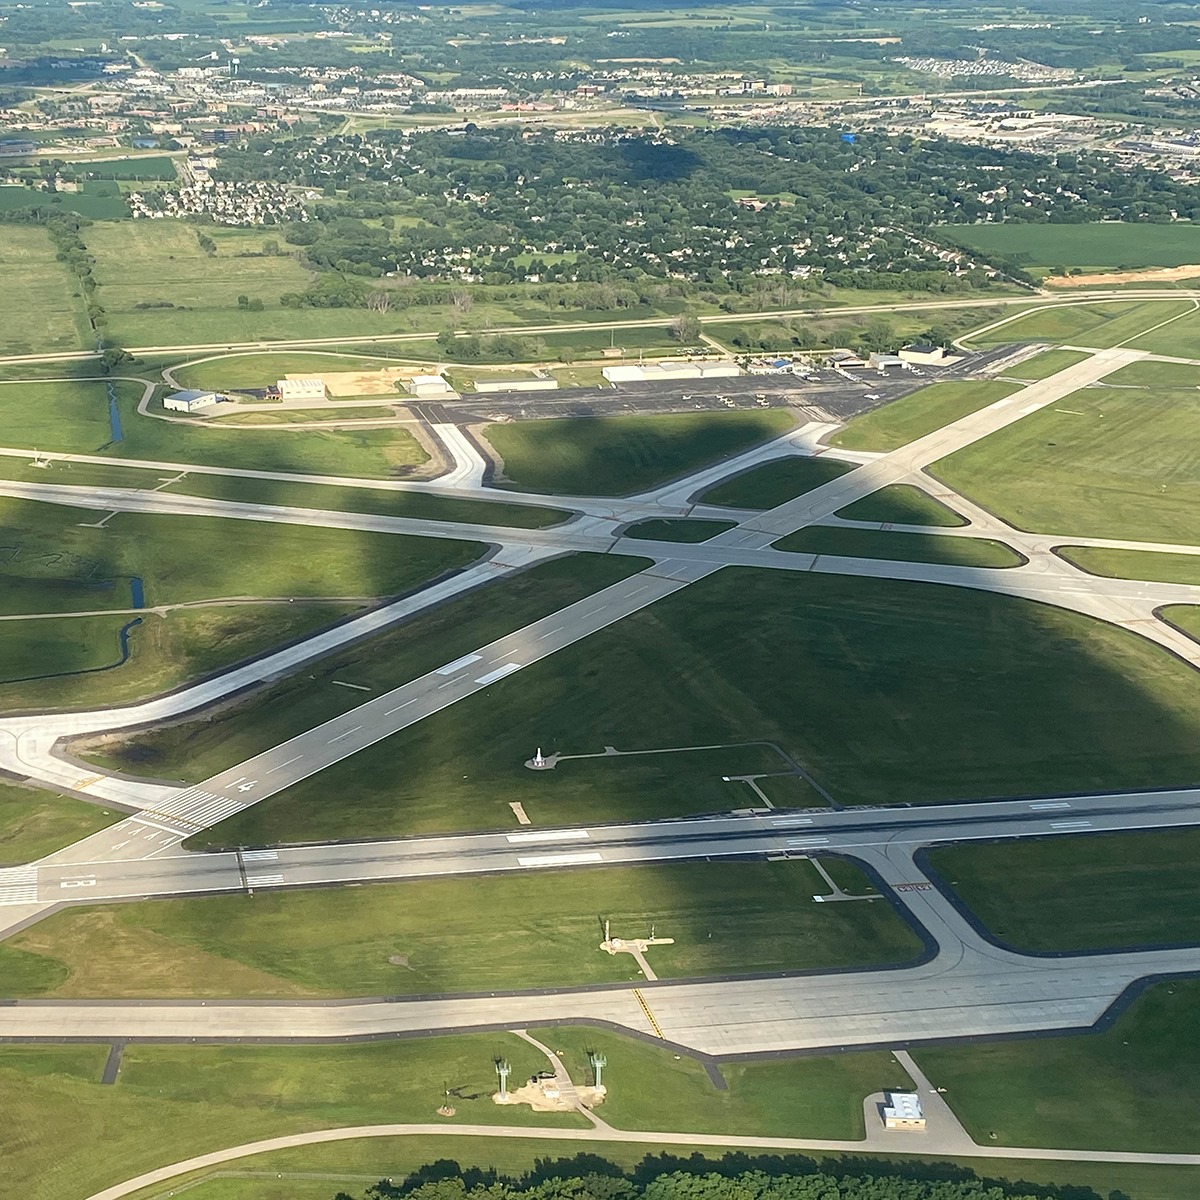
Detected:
[701,454,854,509]
[83,555,648,784]
[0,783,117,867]
[0,858,922,998]
[925,829,1200,952]
[917,980,1200,1153]
[0,380,432,478]
[187,567,1200,846]
[932,387,1200,543]
[829,381,1020,452]
[773,525,1022,568]
[0,226,90,355]
[954,222,1200,271]
[484,410,794,496]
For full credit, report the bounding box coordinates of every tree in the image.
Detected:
[670,315,701,343]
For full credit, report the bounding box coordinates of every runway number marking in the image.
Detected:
[894,882,934,892]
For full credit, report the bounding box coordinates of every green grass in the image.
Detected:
[533,1026,899,1139]
[1102,359,1200,388]
[835,484,967,527]
[1126,304,1200,357]
[0,1037,583,1200]
[622,518,736,542]
[0,180,128,220]
[967,299,1191,349]
[2,858,921,999]
[953,222,1200,270]
[190,567,1200,844]
[0,225,90,355]
[917,979,1200,1152]
[0,604,358,714]
[215,408,399,426]
[830,382,1021,453]
[925,829,1200,953]
[0,782,117,867]
[86,555,648,785]
[932,387,1200,543]
[485,411,795,497]
[159,473,568,530]
[0,497,481,609]
[700,455,854,509]
[174,352,421,392]
[1013,349,1091,379]
[1059,546,1200,585]
[0,381,432,479]
[774,525,1022,568]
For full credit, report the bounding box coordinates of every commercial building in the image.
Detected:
[163,389,219,413]
[276,377,328,401]
[882,1092,926,1131]
[899,343,955,365]
[869,352,907,371]
[602,361,741,383]
[748,357,796,374]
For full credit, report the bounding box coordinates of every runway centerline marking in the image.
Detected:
[265,754,304,773]
[384,698,419,716]
[325,727,361,745]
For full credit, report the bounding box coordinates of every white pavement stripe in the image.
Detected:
[128,817,190,836]
[770,817,813,826]
[156,789,222,817]
[515,851,603,868]
[241,850,279,862]
[506,829,589,844]
[1051,820,1093,830]
[326,726,361,744]
[0,865,38,905]
[1030,801,1071,811]
[786,837,830,846]
[384,698,419,716]
[265,755,304,774]
[475,662,522,686]
[246,873,285,887]
[435,653,482,676]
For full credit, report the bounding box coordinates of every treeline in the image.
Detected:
[339,1155,1130,1200]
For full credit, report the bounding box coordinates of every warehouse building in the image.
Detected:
[601,360,741,384]
[163,389,220,414]
[407,374,455,398]
[276,377,328,401]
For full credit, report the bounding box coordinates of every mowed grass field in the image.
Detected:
[0,1037,583,1200]
[774,525,1022,568]
[926,829,1200,952]
[537,1025,899,1140]
[0,380,432,478]
[0,783,117,866]
[0,226,90,355]
[916,980,1200,1153]
[485,410,794,496]
[954,222,1200,271]
[189,567,1200,845]
[85,555,647,784]
[1013,349,1091,379]
[701,454,853,509]
[1060,546,1200,586]
[967,299,1191,348]
[836,484,967,527]
[0,858,921,998]
[829,381,1020,453]
[932,386,1200,542]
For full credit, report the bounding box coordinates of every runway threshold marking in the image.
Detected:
[515,851,603,867]
[1030,801,1071,811]
[1051,820,1093,831]
[632,988,665,1039]
[245,872,284,887]
[506,829,588,845]
[0,865,39,905]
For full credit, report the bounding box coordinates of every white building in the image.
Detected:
[407,373,454,398]
[163,389,219,413]
[899,344,955,366]
[602,361,741,383]
[277,377,328,401]
[869,353,907,371]
[882,1092,926,1131]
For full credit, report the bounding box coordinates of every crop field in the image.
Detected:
[932,386,1200,543]
[917,980,1200,1153]
[0,380,432,478]
[0,858,921,998]
[0,226,90,355]
[187,567,1200,845]
[954,222,1200,271]
[925,829,1200,952]
[485,410,794,496]
[84,155,179,181]
[0,180,129,220]
[829,381,1020,453]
